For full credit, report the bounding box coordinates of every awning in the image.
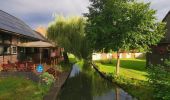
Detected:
[18,41,55,48]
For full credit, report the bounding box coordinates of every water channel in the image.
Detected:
[56,64,136,100]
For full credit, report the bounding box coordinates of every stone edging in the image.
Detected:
[43,66,73,100]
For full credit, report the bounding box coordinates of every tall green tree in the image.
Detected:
[85,0,166,75]
[47,16,90,62]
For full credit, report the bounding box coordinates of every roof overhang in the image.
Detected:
[18,41,56,48]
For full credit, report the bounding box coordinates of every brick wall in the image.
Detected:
[0,55,17,64]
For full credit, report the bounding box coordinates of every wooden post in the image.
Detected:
[40,48,42,64]
[2,46,4,64]
[116,51,120,75]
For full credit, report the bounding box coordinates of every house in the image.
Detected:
[147,11,170,66]
[92,52,144,60]
[0,10,62,71]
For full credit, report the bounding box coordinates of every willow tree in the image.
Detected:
[47,16,90,62]
[85,0,166,75]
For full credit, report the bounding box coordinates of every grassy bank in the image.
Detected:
[0,77,50,100]
[95,59,153,100]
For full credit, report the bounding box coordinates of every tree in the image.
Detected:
[85,0,166,75]
[47,16,90,62]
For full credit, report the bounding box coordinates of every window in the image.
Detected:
[19,47,25,53]
[11,46,17,54]
[4,35,11,44]
[25,48,34,54]
[4,46,11,55]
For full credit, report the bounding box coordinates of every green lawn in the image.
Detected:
[0,77,50,100]
[95,59,147,81]
[95,59,153,100]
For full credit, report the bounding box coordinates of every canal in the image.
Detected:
[56,64,136,100]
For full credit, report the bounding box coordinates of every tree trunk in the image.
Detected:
[116,51,120,75]
[63,52,69,64]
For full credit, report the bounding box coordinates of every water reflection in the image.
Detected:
[69,64,80,78]
[57,64,135,100]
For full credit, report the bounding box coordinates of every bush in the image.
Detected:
[95,59,113,64]
[148,61,170,100]
[40,72,55,85]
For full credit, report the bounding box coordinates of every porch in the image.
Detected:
[0,41,64,73]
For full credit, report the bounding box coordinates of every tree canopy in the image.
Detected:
[85,0,166,74]
[47,16,90,60]
[85,0,165,52]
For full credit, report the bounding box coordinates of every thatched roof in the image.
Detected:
[0,10,45,40]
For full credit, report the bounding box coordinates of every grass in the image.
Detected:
[95,58,153,100]
[68,53,84,71]
[95,59,147,81]
[0,77,50,100]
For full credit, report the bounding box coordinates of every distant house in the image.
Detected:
[35,26,47,37]
[92,52,144,60]
[147,11,170,66]
[0,10,62,70]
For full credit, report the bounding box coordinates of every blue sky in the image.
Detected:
[0,0,169,29]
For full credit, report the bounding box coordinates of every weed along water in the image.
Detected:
[56,64,136,100]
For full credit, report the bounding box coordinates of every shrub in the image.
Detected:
[148,61,170,100]
[40,72,55,85]
[95,59,113,64]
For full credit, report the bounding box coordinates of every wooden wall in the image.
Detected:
[146,43,170,66]
[0,34,18,65]
[164,13,170,42]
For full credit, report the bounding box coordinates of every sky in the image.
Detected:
[0,0,169,29]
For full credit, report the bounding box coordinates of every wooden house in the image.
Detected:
[0,10,62,71]
[147,11,170,66]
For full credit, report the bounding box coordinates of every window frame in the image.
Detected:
[11,46,17,54]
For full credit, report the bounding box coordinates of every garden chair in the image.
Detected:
[16,62,26,71]
[46,68,56,78]
[26,62,34,72]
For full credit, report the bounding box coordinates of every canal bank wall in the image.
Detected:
[92,63,113,83]
[92,63,138,100]
[43,67,72,100]
[92,62,128,87]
